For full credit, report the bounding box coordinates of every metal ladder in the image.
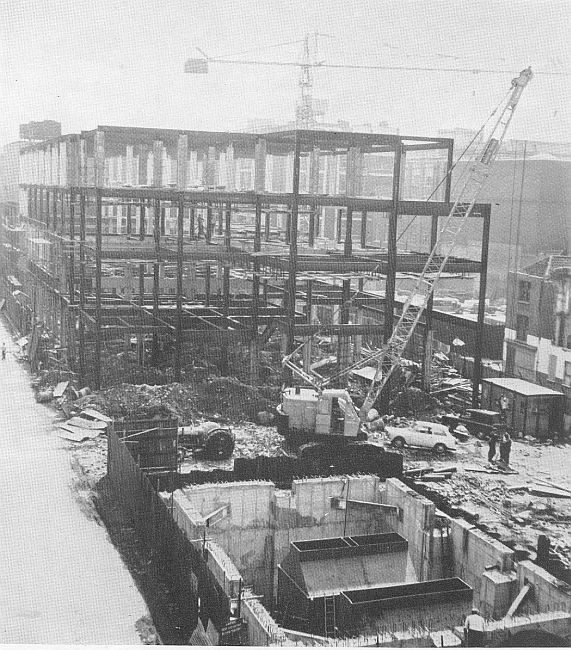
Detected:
[324,595,337,637]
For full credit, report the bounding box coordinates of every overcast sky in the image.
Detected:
[0,0,569,145]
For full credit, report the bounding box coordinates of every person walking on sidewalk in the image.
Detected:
[1,342,5,360]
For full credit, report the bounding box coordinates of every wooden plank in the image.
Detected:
[58,424,100,441]
[53,381,70,398]
[528,484,571,499]
[81,408,113,423]
[66,416,108,430]
[505,583,531,618]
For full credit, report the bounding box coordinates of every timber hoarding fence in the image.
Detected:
[107,423,232,637]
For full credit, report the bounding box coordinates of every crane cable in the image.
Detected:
[395,87,512,247]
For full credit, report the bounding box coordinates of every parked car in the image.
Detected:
[440,409,503,440]
[386,421,458,454]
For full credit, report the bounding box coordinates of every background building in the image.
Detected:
[504,255,571,432]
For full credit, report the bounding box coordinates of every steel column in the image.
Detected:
[140,202,146,241]
[283,134,302,384]
[344,207,353,257]
[384,144,403,342]
[224,201,231,251]
[175,194,184,382]
[250,197,262,385]
[473,206,491,407]
[78,191,86,383]
[138,263,145,365]
[360,211,368,248]
[94,189,102,390]
[152,198,161,363]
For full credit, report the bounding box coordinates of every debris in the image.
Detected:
[66,417,108,431]
[36,390,54,403]
[58,424,100,442]
[367,408,379,422]
[528,485,571,499]
[80,408,113,423]
[465,465,502,474]
[257,411,274,426]
[533,478,571,496]
[506,484,528,492]
[73,387,92,400]
[53,381,70,398]
[415,473,450,483]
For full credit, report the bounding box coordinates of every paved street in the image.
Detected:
[0,322,149,644]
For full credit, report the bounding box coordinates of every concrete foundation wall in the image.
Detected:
[447,517,514,614]
[172,475,388,602]
[383,479,435,582]
[464,611,571,647]
[273,476,390,593]
[241,593,287,647]
[516,560,571,616]
[174,481,275,597]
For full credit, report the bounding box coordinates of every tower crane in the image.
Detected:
[184,36,555,129]
[276,67,533,457]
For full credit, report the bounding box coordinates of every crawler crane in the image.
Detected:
[276,68,533,460]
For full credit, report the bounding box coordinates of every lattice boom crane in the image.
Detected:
[355,67,533,420]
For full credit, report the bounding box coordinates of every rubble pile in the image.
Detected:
[402,440,571,563]
[390,387,442,417]
[78,383,198,421]
[193,377,279,422]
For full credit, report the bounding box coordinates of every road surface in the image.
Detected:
[0,324,149,644]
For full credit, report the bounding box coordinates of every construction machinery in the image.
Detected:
[276,67,533,455]
[178,421,235,460]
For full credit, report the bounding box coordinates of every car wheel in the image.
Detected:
[392,437,405,449]
[433,443,447,454]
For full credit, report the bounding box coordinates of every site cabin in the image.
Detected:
[277,387,364,443]
[481,377,564,439]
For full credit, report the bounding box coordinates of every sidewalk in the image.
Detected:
[0,324,149,644]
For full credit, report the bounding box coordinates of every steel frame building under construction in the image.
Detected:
[1,125,491,397]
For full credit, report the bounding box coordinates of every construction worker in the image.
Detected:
[464,607,485,647]
[487,428,500,464]
[499,431,512,466]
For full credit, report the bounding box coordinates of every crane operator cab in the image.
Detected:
[276,386,365,444]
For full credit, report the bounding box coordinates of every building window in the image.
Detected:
[548,354,557,381]
[516,314,529,341]
[564,361,571,387]
[518,280,531,302]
